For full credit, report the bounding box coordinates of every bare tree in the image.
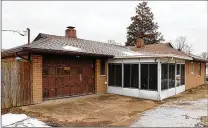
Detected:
[173,36,192,53]
[201,52,208,59]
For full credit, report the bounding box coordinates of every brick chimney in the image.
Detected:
[65,26,77,38]
[136,38,145,48]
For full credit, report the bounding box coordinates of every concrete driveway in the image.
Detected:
[19,94,160,127]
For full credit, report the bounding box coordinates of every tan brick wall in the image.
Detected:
[95,59,107,93]
[32,55,43,104]
[185,61,206,90]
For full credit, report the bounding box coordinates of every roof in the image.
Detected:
[2,33,206,62]
[2,33,140,58]
[128,43,193,60]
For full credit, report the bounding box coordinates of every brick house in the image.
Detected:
[1,26,207,106]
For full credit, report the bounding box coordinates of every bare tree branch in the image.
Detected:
[201,52,208,59]
[173,36,192,53]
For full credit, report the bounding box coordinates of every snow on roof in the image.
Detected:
[63,45,81,51]
[122,51,142,56]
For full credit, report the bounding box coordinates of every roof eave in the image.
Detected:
[192,58,208,63]
[1,47,25,58]
[23,47,114,58]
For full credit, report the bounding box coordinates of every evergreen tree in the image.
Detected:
[126,2,164,46]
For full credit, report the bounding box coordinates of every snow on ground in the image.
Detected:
[2,113,50,127]
[131,99,207,127]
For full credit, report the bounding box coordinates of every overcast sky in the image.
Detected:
[2,1,207,55]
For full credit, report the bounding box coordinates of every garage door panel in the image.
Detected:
[48,77,56,88]
[49,88,56,98]
[63,87,70,96]
[43,77,48,87]
[56,77,64,87]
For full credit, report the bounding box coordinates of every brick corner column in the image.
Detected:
[31,55,43,104]
[95,59,107,94]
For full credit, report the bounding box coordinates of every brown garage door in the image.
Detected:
[42,56,95,99]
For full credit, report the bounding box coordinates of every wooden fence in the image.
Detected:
[1,60,32,109]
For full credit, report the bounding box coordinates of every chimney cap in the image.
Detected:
[66,26,75,29]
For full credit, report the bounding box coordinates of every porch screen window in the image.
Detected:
[108,64,122,87]
[141,64,157,91]
[181,64,185,85]
[161,64,168,90]
[169,64,175,88]
[100,59,106,75]
[162,63,175,90]
[124,64,139,88]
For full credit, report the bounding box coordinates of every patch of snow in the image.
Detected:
[122,51,142,56]
[131,99,207,127]
[2,113,50,127]
[63,45,81,51]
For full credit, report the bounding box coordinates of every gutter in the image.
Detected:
[114,54,193,60]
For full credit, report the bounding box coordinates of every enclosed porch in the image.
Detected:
[107,58,186,100]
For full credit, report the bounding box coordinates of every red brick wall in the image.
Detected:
[185,61,206,90]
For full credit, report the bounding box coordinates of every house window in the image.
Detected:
[100,59,106,75]
[198,63,201,76]
[108,64,122,87]
[181,64,185,85]
[190,62,194,74]
[141,64,157,91]
[124,64,139,88]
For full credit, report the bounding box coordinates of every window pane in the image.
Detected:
[198,63,201,75]
[181,64,185,85]
[115,64,122,87]
[149,64,157,90]
[100,59,106,75]
[191,62,194,73]
[131,64,139,88]
[124,64,131,88]
[108,64,115,86]
[141,64,148,89]
[169,64,175,88]
[161,64,168,90]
